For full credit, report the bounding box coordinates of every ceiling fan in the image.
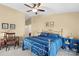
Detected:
[24,3,45,15]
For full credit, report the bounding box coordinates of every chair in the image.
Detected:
[0,39,5,50]
[4,32,17,51]
[15,36,19,47]
[0,32,6,50]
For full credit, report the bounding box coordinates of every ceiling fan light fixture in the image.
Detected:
[32,8,37,12]
[24,3,45,15]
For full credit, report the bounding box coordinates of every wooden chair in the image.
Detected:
[15,36,19,46]
[0,39,5,50]
[4,32,17,51]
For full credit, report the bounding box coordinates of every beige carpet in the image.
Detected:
[0,47,77,56]
[57,49,76,56]
[0,47,32,56]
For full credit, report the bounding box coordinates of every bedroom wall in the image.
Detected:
[31,12,79,37]
[0,4,28,37]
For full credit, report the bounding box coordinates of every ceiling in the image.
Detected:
[1,3,79,16]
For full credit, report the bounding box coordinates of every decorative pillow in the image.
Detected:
[48,33,59,38]
[39,32,48,37]
[66,35,70,38]
[74,36,79,39]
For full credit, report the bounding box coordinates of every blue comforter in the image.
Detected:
[22,32,62,56]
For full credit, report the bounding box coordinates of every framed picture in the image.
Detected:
[10,24,16,29]
[2,23,9,29]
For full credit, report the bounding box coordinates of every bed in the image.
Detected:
[22,32,63,56]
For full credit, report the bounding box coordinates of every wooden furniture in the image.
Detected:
[0,39,5,50]
[4,32,19,51]
[15,36,19,46]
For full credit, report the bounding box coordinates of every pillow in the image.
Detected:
[39,32,48,37]
[66,35,70,38]
[74,36,79,39]
[48,33,59,38]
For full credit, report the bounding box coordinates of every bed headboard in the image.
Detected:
[32,28,63,36]
[42,28,63,36]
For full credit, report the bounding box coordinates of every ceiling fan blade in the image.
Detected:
[35,12,37,15]
[26,10,32,12]
[37,3,41,7]
[38,9,45,12]
[32,3,36,8]
[24,4,32,8]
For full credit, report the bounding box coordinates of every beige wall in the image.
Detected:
[2,3,79,38]
[0,4,28,37]
[31,12,79,37]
